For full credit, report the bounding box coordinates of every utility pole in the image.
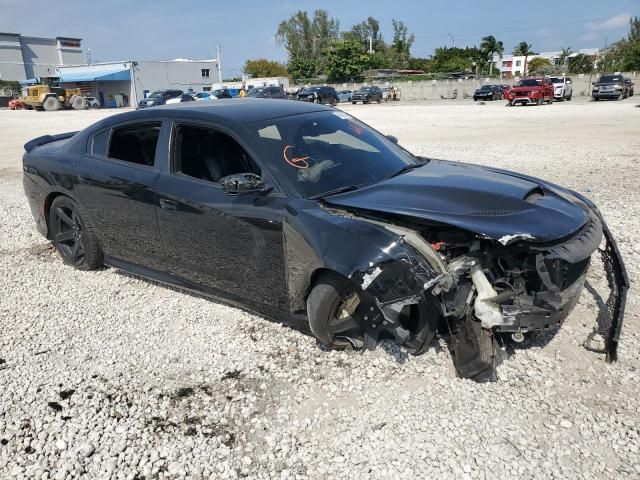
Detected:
[216,44,223,83]
[86,48,92,65]
[368,35,373,54]
[448,33,455,49]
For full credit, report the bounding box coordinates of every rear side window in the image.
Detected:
[108,122,162,166]
[91,130,109,157]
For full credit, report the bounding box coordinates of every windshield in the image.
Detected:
[550,77,563,84]
[247,88,265,96]
[479,85,493,90]
[303,87,321,93]
[357,87,372,92]
[598,75,623,83]
[246,111,417,199]
[516,79,542,87]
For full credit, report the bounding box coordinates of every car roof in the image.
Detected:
[108,98,329,125]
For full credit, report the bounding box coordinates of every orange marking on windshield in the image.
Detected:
[283,145,310,169]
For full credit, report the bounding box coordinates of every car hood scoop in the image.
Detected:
[325,160,588,243]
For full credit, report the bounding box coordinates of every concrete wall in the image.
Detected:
[132,60,219,103]
[0,33,27,80]
[20,36,61,79]
[323,72,639,101]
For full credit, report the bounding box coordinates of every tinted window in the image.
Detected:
[91,130,109,157]
[599,75,623,83]
[248,111,416,199]
[517,79,542,87]
[108,123,161,166]
[174,125,260,183]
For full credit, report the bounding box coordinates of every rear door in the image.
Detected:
[74,120,168,268]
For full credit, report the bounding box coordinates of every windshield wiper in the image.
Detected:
[310,184,361,200]
[383,162,423,180]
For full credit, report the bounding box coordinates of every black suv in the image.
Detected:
[297,86,339,105]
[246,86,287,99]
[350,86,383,104]
[592,74,630,101]
[138,89,183,108]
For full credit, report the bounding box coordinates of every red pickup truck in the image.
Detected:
[505,77,554,106]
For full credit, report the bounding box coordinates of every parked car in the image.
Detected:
[205,89,232,100]
[138,89,183,108]
[351,86,383,104]
[193,92,213,101]
[382,87,392,101]
[473,85,502,101]
[165,94,196,105]
[22,99,627,382]
[84,96,100,109]
[505,77,554,106]
[592,74,629,101]
[624,78,635,96]
[8,98,27,110]
[297,86,339,105]
[550,76,573,101]
[337,90,353,103]
[246,86,287,99]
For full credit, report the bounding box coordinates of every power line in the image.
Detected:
[412,15,621,41]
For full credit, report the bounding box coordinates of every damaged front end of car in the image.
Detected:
[316,204,628,383]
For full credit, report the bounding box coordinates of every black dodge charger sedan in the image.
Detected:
[22,99,627,381]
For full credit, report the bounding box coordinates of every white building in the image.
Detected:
[56,59,219,107]
[0,32,84,81]
[493,48,600,78]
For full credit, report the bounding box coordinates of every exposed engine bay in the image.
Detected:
[322,205,628,382]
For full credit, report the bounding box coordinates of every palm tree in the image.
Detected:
[480,35,504,75]
[559,46,573,66]
[513,41,535,75]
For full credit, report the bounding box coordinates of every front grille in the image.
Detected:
[516,91,530,97]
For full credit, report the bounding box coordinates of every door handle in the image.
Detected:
[159,198,178,210]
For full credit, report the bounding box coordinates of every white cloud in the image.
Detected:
[585,13,630,32]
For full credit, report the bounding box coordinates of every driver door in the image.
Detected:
[154,121,290,311]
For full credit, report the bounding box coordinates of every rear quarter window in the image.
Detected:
[90,130,109,157]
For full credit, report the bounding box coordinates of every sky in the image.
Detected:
[0,0,638,78]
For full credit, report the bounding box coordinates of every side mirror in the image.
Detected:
[386,134,399,144]
[221,173,269,196]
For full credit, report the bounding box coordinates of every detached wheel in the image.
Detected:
[49,196,103,270]
[307,272,439,354]
[43,96,61,111]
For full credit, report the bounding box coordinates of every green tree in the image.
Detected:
[567,54,594,74]
[287,57,318,81]
[629,16,640,42]
[349,17,384,52]
[513,41,535,75]
[243,58,289,78]
[527,57,559,75]
[429,46,483,73]
[390,19,415,67]
[323,40,370,81]
[559,46,573,66]
[480,35,504,75]
[276,9,339,75]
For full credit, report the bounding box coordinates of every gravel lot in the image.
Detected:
[1,99,639,479]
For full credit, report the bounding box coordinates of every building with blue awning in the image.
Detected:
[56,59,219,108]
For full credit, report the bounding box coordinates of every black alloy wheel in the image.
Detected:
[307,272,439,355]
[49,196,103,270]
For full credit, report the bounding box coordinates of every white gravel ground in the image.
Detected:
[0,99,639,479]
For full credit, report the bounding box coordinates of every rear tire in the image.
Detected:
[49,196,103,270]
[43,96,61,111]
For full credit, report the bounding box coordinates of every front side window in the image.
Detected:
[108,122,161,166]
[174,125,260,183]
[247,111,416,199]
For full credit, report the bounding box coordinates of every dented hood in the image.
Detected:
[324,160,588,244]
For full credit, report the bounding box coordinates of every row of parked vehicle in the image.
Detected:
[473,74,635,106]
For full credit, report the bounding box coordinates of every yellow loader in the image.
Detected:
[23,85,85,111]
